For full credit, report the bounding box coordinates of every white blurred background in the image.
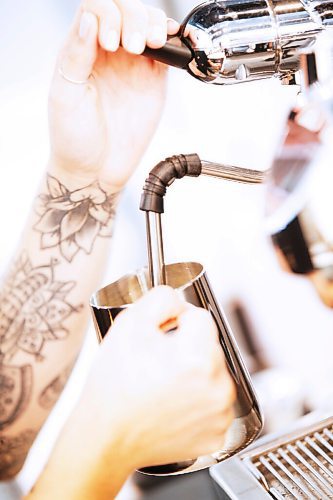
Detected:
[1,0,333,498]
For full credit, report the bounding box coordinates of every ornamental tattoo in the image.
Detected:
[0,252,80,429]
[34,175,119,262]
[38,362,75,410]
[0,365,32,431]
[0,429,36,479]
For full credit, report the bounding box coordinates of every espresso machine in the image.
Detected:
[91,0,333,496]
[144,0,333,85]
[209,32,333,499]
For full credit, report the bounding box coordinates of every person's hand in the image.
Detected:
[48,0,180,190]
[83,286,236,470]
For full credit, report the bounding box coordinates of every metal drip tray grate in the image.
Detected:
[243,417,333,499]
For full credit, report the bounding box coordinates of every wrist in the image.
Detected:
[36,159,122,261]
[72,390,141,473]
[47,157,124,195]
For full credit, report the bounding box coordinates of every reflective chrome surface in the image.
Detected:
[90,262,263,476]
[211,413,333,499]
[177,0,333,84]
[201,160,267,184]
[266,34,333,307]
[145,212,166,288]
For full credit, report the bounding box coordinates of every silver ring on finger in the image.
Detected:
[58,65,93,85]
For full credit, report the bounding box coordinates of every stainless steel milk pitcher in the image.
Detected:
[90,154,263,475]
[90,262,262,475]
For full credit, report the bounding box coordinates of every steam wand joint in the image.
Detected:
[140,153,202,214]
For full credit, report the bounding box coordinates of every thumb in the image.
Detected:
[57,10,98,84]
[134,286,187,330]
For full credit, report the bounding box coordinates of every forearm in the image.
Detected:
[24,391,135,500]
[0,163,121,479]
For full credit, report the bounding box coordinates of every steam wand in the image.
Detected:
[145,211,166,288]
[201,161,265,184]
[140,154,266,287]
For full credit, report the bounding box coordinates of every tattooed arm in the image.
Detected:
[0,178,119,479]
[0,0,179,479]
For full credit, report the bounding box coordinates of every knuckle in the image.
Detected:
[229,379,237,403]
[204,436,225,455]
[222,376,237,407]
[209,352,226,379]
[66,50,79,66]
[212,435,225,451]
[190,307,212,327]
[227,373,236,397]
[82,0,104,13]
[112,307,131,329]
[220,411,234,436]
[202,346,224,378]
[210,376,236,415]
[148,6,167,22]
[209,412,233,443]
[122,1,149,24]
[149,285,179,303]
[86,0,120,21]
[106,6,121,25]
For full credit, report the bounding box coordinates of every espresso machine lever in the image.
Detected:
[143,0,333,85]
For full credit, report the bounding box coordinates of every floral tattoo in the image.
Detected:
[0,252,80,430]
[34,176,119,262]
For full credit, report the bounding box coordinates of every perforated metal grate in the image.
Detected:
[243,418,333,499]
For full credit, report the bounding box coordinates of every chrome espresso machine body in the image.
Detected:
[144,0,333,85]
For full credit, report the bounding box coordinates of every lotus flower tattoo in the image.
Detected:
[34,176,119,262]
